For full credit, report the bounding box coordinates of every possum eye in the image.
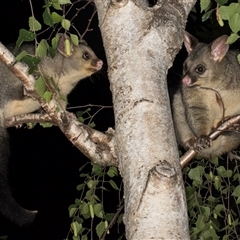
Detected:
[82,52,91,60]
[195,64,206,74]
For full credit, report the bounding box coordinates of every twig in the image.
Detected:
[180,114,240,168]
[100,204,124,240]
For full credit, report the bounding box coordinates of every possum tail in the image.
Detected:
[0,118,37,226]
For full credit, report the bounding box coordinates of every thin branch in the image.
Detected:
[180,114,240,168]
[100,204,124,240]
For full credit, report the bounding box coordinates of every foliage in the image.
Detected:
[200,0,240,45]
[183,156,240,239]
[65,163,124,240]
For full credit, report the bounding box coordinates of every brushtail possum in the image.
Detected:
[172,31,240,159]
[0,34,103,225]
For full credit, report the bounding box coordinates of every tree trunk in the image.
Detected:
[94,0,196,239]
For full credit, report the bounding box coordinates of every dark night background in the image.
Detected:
[0,0,116,239]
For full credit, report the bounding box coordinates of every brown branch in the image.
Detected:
[100,204,124,240]
[180,114,240,168]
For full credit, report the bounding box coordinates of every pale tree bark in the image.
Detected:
[94,0,196,239]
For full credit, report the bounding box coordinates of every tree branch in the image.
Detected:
[180,115,240,168]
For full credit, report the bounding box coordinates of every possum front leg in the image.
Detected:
[3,98,41,119]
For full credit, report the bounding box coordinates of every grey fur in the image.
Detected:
[172,32,240,159]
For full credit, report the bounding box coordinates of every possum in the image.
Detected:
[172,31,240,159]
[0,34,103,225]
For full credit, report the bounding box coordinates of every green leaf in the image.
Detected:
[36,39,49,58]
[229,13,240,33]
[61,19,71,31]
[96,221,105,238]
[65,38,72,56]
[73,236,80,240]
[216,166,226,177]
[89,204,94,218]
[87,180,97,190]
[52,35,60,49]
[109,180,119,190]
[214,204,224,217]
[81,202,89,215]
[229,3,240,15]
[214,176,221,191]
[77,183,85,191]
[39,122,53,128]
[70,34,79,45]
[51,12,63,23]
[21,55,41,74]
[29,17,42,31]
[71,221,82,237]
[215,0,228,4]
[188,166,203,182]
[238,54,240,64]
[52,0,61,10]
[43,7,54,27]
[94,203,103,218]
[185,187,195,201]
[34,76,46,97]
[200,0,211,13]
[232,185,240,197]
[202,9,214,22]
[199,206,210,219]
[107,167,118,178]
[91,164,103,176]
[81,236,87,240]
[88,121,96,128]
[15,50,28,62]
[203,228,219,240]
[78,117,84,123]
[209,157,218,165]
[16,29,36,48]
[195,215,205,231]
[42,91,52,102]
[105,213,115,222]
[227,33,240,44]
[219,6,230,20]
[69,207,77,217]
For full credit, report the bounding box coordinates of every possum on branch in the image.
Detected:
[0,33,103,226]
[172,31,240,159]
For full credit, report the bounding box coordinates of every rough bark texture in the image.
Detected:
[94,0,196,239]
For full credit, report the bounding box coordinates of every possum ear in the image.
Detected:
[210,35,229,62]
[183,31,198,53]
[57,33,73,57]
[79,39,88,46]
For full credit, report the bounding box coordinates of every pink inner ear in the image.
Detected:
[183,33,193,53]
[211,35,229,61]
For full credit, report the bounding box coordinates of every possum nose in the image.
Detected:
[96,60,103,70]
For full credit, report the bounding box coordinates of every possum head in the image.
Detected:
[182,31,229,87]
